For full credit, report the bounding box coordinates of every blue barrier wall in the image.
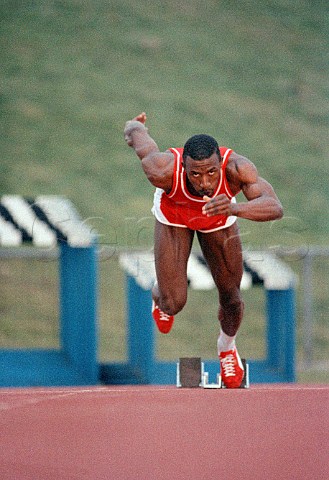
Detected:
[0,243,98,387]
[100,272,296,385]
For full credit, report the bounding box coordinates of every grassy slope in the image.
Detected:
[0,1,328,379]
[1,0,328,245]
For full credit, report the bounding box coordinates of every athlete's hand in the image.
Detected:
[124,112,148,146]
[133,112,147,124]
[202,194,235,217]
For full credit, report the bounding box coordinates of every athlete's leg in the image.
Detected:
[197,223,245,387]
[153,219,194,316]
[197,223,244,337]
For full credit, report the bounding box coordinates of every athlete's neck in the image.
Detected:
[186,177,203,197]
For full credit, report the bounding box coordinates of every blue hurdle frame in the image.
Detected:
[0,247,295,387]
[100,273,296,385]
[0,242,98,387]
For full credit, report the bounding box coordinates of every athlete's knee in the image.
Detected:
[159,291,187,316]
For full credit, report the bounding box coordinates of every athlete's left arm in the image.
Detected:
[202,153,283,221]
[235,157,283,221]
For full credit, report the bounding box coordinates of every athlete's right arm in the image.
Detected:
[124,113,174,192]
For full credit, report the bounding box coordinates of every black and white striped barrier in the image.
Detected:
[0,195,98,387]
[119,250,297,291]
[0,195,95,247]
[117,249,297,385]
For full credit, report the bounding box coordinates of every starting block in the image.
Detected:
[176,357,249,389]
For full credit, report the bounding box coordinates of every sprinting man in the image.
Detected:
[124,112,283,388]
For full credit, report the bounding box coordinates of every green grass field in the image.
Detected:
[0,0,328,382]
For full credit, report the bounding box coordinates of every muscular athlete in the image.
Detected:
[124,112,283,388]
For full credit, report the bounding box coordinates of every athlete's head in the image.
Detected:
[183,134,220,162]
[182,134,222,198]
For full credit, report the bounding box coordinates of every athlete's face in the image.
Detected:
[184,152,221,197]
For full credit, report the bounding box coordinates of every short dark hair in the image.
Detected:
[183,134,220,161]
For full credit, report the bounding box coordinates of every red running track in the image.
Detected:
[0,384,328,480]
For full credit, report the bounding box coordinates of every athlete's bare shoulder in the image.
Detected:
[142,149,175,192]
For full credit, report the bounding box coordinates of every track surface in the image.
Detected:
[0,384,328,480]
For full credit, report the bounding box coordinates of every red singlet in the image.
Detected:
[152,147,238,233]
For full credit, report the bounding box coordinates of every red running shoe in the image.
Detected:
[219,347,244,388]
[152,300,174,334]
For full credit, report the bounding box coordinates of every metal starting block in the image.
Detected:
[176,357,249,389]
